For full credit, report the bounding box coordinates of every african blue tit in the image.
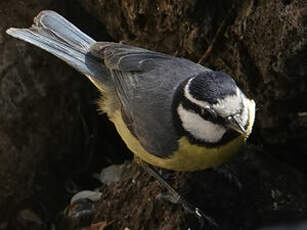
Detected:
[7,11,255,171]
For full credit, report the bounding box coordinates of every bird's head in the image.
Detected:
[174,71,255,146]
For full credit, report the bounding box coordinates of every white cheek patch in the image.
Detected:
[177,104,226,143]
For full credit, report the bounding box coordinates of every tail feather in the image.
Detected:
[34,10,95,52]
[6,10,107,84]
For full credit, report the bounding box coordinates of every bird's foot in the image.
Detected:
[143,164,218,229]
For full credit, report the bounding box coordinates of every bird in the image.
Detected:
[7,10,256,226]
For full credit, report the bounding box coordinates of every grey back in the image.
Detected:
[90,42,211,157]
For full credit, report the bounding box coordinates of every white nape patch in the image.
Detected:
[177,104,226,143]
[212,88,241,117]
[184,78,210,108]
[212,88,249,128]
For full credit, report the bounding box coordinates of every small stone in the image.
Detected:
[95,163,127,185]
[71,190,102,204]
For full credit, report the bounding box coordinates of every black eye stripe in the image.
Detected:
[181,96,226,125]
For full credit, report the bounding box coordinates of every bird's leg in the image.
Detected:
[142,163,218,228]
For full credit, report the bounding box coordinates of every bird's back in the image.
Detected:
[89,42,210,157]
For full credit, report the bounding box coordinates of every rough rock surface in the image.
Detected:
[1,0,307,230]
[94,153,307,230]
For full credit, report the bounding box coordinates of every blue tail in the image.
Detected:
[6,10,107,83]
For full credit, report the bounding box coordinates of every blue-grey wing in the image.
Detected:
[89,42,211,157]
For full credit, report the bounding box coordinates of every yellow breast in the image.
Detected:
[108,99,255,171]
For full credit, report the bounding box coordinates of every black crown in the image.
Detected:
[188,71,237,104]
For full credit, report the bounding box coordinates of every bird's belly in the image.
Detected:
[109,110,246,171]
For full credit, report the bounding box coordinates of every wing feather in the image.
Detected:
[90,42,211,157]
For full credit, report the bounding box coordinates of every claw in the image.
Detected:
[142,164,218,229]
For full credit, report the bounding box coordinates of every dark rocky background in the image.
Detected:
[0,0,306,229]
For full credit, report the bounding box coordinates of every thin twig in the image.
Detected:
[198,8,233,64]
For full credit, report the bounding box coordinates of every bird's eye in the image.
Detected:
[200,106,217,121]
[207,107,217,119]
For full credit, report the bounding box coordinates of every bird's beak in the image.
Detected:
[226,116,246,135]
